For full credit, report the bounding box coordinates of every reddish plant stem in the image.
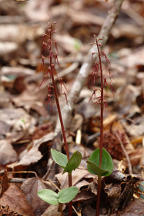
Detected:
[42,24,74,216]
[96,38,104,167]
[48,28,70,160]
[96,175,102,216]
[50,67,72,215]
[50,68,70,160]
[95,38,104,216]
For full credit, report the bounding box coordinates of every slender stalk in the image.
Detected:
[47,24,72,216]
[59,203,64,216]
[96,175,102,216]
[50,66,72,216]
[96,38,104,167]
[95,38,104,216]
[50,67,70,159]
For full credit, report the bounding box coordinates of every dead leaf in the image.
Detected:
[8,132,54,168]
[120,47,144,68]
[0,42,18,55]
[1,66,35,76]
[41,205,59,216]
[21,178,48,216]
[0,184,34,216]
[123,116,144,137]
[129,148,144,166]
[0,24,43,43]
[56,167,96,189]
[0,170,9,197]
[0,140,17,165]
[0,108,36,142]
[120,198,144,216]
[12,86,48,116]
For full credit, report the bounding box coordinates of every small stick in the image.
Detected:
[55,0,125,138]
[115,132,133,175]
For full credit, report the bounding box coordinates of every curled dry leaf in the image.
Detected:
[1,66,35,76]
[21,178,48,216]
[12,86,48,115]
[119,47,144,68]
[8,132,55,168]
[0,42,18,55]
[122,116,144,137]
[41,205,59,216]
[0,108,36,142]
[56,167,96,189]
[0,140,17,165]
[0,25,43,43]
[0,184,34,216]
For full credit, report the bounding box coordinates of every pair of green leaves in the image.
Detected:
[87,148,113,176]
[38,148,113,206]
[51,148,113,176]
[51,148,113,177]
[38,149,82,206]
[38,186,78,205]
[51,149,82,173]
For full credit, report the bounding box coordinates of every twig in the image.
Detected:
[115,132,133,175]
[55,0,125,136]
[39,62,79,90]
[122,2,144,27]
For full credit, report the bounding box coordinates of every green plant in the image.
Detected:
[38,186,79,205]
[51,149,82,173]
[87,37,114,216]
[39,23,73,216]
[38,149,81,213]
[87,148,113,177]
[39,25,113,216]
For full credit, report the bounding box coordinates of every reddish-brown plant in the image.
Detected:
[90,36,112,216]
[41,23,72,216]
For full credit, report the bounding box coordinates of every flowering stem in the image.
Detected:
[95,38,104,216]
[44,24,72,216]
[50,67,69,159]
[49,66,72,216]
[96,175,102,216]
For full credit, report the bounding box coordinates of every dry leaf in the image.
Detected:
[8,132,54,168]
[120,199,144,216]
[0,140,17,165]
[0,184,34,216]
[0,108,36,142]
[21,178,48,216]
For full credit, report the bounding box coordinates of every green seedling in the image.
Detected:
[38,186,79,205]
[37,149,81,212]
[51,149,82,173]
[87,148,113,177]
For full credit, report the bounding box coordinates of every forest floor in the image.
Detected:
[0,0,144,215]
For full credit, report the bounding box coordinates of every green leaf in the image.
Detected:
[140,194,144,200]
[51,149,68,168]
[37,189,59,205]
[87,148,113,176]
[64,151,82,173]
[139,181,144,193]
[87,160,109,176]
[58,186,79,203]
